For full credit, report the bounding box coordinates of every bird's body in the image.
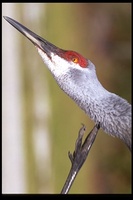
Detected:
[4,16,131,151]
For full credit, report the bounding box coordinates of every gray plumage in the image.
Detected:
[53,61,131,150]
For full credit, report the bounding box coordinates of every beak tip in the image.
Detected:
[3,16,8,21]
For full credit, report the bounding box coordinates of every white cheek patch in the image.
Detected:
[51,53,69,70]
[37,47,56,73]
[37,47,70,76]
[37,47,50,63]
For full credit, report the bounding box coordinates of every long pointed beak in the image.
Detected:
[3,16,62,58]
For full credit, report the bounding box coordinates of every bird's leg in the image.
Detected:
[60,122,100,194]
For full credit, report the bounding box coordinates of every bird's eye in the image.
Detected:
[72,57,78,63]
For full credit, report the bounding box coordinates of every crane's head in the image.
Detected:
[4,16,100,105]
[3,16,96,77]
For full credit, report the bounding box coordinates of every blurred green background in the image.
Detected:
[2,3,131,194]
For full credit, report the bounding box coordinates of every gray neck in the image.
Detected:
[57,69,131,151]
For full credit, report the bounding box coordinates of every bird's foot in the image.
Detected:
[61,122,100,194]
